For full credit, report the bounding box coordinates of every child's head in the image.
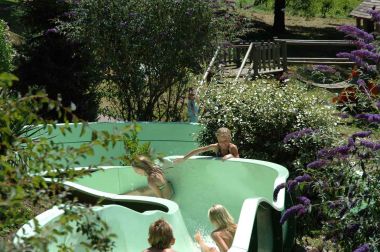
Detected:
[148,219,175,249]
[208,204,235,229]
[215,127,232,143]
[131,155,154,176]
[188,87,196,99]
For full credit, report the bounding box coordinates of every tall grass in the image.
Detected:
[236,0,362,18]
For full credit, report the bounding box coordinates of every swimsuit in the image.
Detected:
[216,143,232,157]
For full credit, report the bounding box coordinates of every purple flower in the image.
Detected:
[334,145,351,155]
[307,159,328,169]
[357,79,366,86]
[297,196,311,206]
[44,28,58,35]
[353,244,370,252]
[352,130,372,138]
[313,65,336,73]
[353,40,376,52]
[296,207,307,216]
[360,140,380,150]
[294,174,312,183]
[351,49,380,63]
[369,8,380,23]
[355,113,380,123]
[287,180,297,192]
[273,183,285,201]
[337,113,350,119]
[280,204,305,224]
[348,137,355,147]
[283,128,315,143]
[336,25,374,43]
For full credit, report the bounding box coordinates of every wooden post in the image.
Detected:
[199,46,220,87]
[253,45,260,77]
[280,41,287,71]
[235,42,254,83]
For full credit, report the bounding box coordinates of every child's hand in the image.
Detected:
[194,231,202,243]
[173,158,184,164]
[222,154,232,161]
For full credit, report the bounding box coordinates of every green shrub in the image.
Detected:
[198,79,339,171]
[0,20,14,73]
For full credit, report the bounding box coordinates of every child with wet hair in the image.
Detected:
[127,155,173,199]
[144,219,176,252]
[174,127,239,164]
[194,204,237,252]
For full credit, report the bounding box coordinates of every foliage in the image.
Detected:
[0,19,14,72]
[283,125,380,250]
[19,0,71,34]
[16,0,99,121]
[297,65,348,84]
[61,0,216,121]
[0,73,141,251]
[197,78,338,173]
[334,18,380,116]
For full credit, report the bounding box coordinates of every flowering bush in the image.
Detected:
[282,127,380,251]
[297,65,348,84]
[334,14,380,116]
[198,79,338,172]
[0,20,14,72]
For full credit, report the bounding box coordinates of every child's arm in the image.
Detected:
[194,232,218,252]
[174,144,217,164]
[211,232,229,252]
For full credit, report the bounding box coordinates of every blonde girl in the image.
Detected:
[174,127,239,164]
[194,204,237,252]
[130,155,173,199]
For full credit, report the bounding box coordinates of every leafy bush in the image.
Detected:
[0,73,142,250]
[61,0,215,121]
[198,79,339,172]
[0,20,14,73]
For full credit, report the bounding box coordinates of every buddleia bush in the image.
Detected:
[198,79,339,172]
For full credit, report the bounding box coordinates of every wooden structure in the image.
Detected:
[274,39,355,65]
[200,41,287,84]
[200,39,355,85]
[350,0,380,32]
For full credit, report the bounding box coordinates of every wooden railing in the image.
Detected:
[251,41,287,76]
[274,39,355,65]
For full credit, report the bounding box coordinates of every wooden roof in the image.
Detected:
[350,0,380,19]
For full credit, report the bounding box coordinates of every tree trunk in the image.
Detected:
[273,0,286,35]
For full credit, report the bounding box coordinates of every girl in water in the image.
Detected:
[194,204,237,252]
[174,127,239,163]
[144,219,176,252]
[128,155,173,199]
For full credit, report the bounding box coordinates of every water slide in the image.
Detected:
[15,122,294,251]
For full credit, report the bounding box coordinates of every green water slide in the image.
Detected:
[15,122,294,251]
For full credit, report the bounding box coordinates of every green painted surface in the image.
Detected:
[47,122,201,166]
[17,122,292,251]
[70,157,288,251]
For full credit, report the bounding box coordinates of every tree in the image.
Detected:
[273,0,286,35]
[62,0,216,121]
[16,0,99,121]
